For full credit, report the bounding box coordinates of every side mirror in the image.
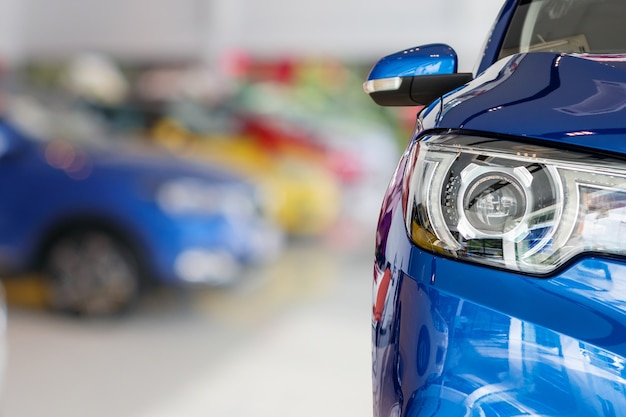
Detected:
[363,44,473,107]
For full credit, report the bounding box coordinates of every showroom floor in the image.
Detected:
[1,223,374,417]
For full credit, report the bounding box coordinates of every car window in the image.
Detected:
[4,93,109,144]
[499,0,626,59]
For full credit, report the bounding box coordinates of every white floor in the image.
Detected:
[1,236,374,417]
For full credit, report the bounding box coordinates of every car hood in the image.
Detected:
[92,144,242,182]
[436,52,626,154]
[30,135,247,186]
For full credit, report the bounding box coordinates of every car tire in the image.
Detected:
[42,229,142,317]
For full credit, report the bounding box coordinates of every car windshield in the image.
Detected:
[3,91,111,145]
[499,0,626,59]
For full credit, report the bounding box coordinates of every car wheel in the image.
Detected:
[42,229,142,317]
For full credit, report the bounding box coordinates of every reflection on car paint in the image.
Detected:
[375,259,626,416]
[368,0,626,414]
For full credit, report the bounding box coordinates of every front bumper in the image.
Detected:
[172,219,284,285]
[374,205,626,417]
[141,214,284,286]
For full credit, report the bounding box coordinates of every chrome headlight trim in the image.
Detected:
[404,133,626,274]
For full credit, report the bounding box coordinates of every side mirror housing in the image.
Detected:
[364,44,473,106]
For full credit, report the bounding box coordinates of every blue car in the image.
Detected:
[0,94,283,316]
[366,0,626,415]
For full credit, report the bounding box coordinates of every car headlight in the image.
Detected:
[405,133,626,274]
[157,178,257,218]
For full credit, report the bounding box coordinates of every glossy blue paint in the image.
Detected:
[370,0,626,415]
[374,173,626,416]
[439,52,626,153]
[474,0,518,75]
[366,44,459,81]
[0,118,275,284]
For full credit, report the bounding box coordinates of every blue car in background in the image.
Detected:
[0,93,283,316]
[366,0,626,415]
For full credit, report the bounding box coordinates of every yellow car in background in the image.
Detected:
[150,117,342,237]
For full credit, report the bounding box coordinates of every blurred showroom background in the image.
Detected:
[0,0,504,416]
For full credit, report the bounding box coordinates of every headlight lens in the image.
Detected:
[157,178,257,218]
[405,134,626,274]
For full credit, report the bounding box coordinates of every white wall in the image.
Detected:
[3,0,505,71]
[208,0,505,70]
[0,0,24,64]
[17,0,207,62]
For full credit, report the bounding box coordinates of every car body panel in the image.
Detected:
[369,0,626,416]
[374,164,626,416]
[0,117,280,286]
[438,52,626,153]
[474,0,518,76]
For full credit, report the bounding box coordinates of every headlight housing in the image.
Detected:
[405,133,626,275]
[157,177,258,218]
